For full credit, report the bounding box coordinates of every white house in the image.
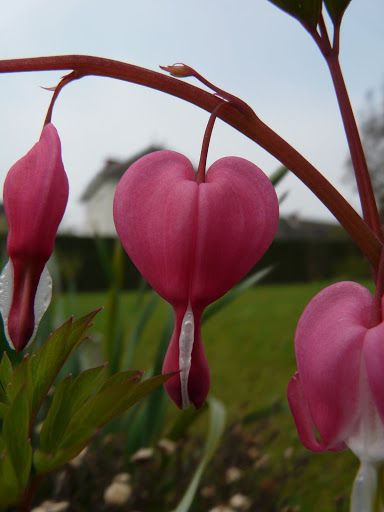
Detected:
[80,145,161,236]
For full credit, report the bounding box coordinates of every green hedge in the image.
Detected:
[0,235,370,292]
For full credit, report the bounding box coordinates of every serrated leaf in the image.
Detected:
[29,309,100,416]
[267,0,322,29]
[3,387,32,490]
[0,351,13,392]
[324,0,352,24]
[61,373,173,450]
[35,373,174,475]
[59,377,142,449]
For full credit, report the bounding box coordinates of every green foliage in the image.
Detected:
[0,309,171,508]
[172,397,226,512]
[267,0,322,29]
[267,0,353,30]
[324,0,352,24]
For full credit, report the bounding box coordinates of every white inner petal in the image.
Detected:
[347,363,384,463]
[347,362,384,511]
[350,460,384,512]
[179,301,194,409]
[0,260,52,350]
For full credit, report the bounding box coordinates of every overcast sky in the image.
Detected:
[0,0,383,233]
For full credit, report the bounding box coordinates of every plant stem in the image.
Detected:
[195,101,227,184]
[0,55,382,268]
[326,52,383,242]
[18,474,43,512]
[313,13,383,244]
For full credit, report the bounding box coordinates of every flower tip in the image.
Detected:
[160,63,192,78]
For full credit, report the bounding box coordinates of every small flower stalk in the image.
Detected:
[288,281,384,511]
[0,123,69,351]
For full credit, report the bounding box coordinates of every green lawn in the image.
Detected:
[49,279,374,511]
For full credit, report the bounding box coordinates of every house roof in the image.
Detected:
[80,144,162,201]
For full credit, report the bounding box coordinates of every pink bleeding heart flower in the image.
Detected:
[288,281,384,509]
[114,150,279,409]
[0,123,69,351]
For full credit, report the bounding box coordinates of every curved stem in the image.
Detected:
[44,70,83,126]
[0,55,382,269]
[195,101,227,184]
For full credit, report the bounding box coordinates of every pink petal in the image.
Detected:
[113,151,278,408]
[364,314,384,425]
[5,124,69,260]
[293,281,372,449]
[3,124,68,351]
[288,371,346,452]
[191,156,279,307]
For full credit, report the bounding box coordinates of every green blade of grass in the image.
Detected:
[171,396,226,512]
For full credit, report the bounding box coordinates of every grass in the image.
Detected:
[44,278,375,511]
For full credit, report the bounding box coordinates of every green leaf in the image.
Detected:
[324,0,352,24]
[0,402,8,419]
[3,387,32,490]
[35,373,174,475]
[97,369,143,393]
[270,165,289,187]
[70,363,109,406]
[0,448,21,507]
[171,397,226,512]
[34,437,91,475]
[267,0,322,29]
[39,364,109,453]
[6,354,33,407]
[29,309,100,416]
[0,351,13,393]
[203,267,273,324]
[38,375,73,453]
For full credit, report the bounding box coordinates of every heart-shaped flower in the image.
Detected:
[0,124,69,351]
[114,150,278,408]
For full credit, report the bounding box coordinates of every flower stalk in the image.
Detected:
[0,55,381,269]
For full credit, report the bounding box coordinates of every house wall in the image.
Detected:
[84,180,119,236]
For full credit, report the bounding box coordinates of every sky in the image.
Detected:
[0,0,383,233]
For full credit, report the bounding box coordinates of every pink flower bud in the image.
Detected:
[114,150,279,408]
[0,124,69,351]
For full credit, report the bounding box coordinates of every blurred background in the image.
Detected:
[0,2,383,511]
